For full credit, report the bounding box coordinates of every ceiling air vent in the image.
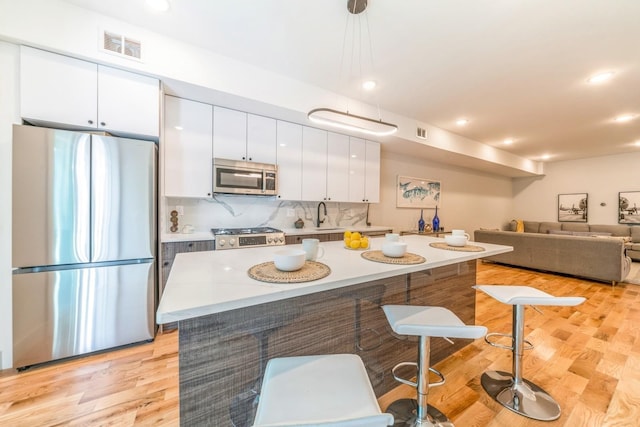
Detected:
[102,30,142,61]
[416,127,427,139]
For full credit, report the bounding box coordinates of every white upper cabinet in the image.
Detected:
[247,114,277,164]
[326,132,350,202]
[20,46,160,138]
[213,106,247,160]
[276,121,303,200]
[364,140,381,203]
[301,127,328,201]
[213,107,277,163]
[164,96,213,198]
[97,65,160,137]
[21,46,98,129]
[348,138,380,203]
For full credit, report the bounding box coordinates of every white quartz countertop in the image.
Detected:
[160,225,393,243]
[280,225,393,236]
[157,235,512,323]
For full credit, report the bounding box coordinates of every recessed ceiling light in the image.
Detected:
[615,114,637,123]
[174,126,183,131]
[587,71,615,84]
[456,119,469,126]
[634,141,640,147]
[503,138,514,145]
[146,0,170,12]
[541,154,551,160]
[362,80,376,90]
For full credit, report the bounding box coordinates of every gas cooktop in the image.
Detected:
[211,227,285,250]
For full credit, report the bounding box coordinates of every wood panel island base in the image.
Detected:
[156,236,512,426]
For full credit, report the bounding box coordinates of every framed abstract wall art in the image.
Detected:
[619,191,640,224]
[558,193,588,222]
[396,176,440,208]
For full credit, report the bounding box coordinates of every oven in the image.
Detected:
[211,227,285,250]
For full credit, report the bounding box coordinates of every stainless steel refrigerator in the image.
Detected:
[12,125,157,369]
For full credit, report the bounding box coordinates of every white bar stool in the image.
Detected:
[474,285,585,421]
[382,305,487,427]
[252,354,394,427]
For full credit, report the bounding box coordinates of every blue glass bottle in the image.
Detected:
[418,209,425,232]
[432,206,440,232]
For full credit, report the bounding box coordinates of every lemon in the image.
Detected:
[344,238,351,246]
[350,239,361,249]
[351,232,361,240]
[344,230,352,239]
[360,237,369,248]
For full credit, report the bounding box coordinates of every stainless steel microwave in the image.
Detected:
[213,158,278,196]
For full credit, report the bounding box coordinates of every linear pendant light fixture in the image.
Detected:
[308,108,397,136]
[307,0,398,137]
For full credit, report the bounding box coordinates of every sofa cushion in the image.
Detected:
[632,226,640,243]
[523,221,540,233]
[539,222,562,234]
[628,242,640,250]
[590,224,631,237]
[562,223,590,232]
[592,235,632,243]
[572,231,611,237]
[548,229,573,235]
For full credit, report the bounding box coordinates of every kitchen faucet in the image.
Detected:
[316,202,327,228]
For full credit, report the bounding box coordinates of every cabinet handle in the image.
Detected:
[207,193,211,196]
[248,157,252,161]
[163,261,169,266]
[88,120,93,125]
[100,122,106,126]
[242,156,246,160]
[187,243,193,248]
[328,197,331,201]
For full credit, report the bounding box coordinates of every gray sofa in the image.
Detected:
[474,221,637,285]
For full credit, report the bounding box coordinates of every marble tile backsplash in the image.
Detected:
[164,195,370,233]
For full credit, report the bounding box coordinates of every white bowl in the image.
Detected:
[445,235,468,247]
[273,249,306,271]
[382,241,407,257]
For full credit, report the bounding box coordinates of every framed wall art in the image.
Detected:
[396,176,440,208]
[558,193,588,222]
[619,191,640,224]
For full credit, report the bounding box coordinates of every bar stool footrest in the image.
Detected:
[481,370,561,421]
[386,398,454,427]
[485,332,534,351]
[391,362,445,389]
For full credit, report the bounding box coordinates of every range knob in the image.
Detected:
[278,237,284,243]
[267,237,273,243]
[218,239,225,247]
[229,238,236,246]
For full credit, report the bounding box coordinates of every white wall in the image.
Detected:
[512,152,640,224]
[370,151,514,234]
[0,41,19,369]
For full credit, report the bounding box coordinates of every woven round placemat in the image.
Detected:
[429,242,486,252]
[248,261,331,283]
[361,250,426,265]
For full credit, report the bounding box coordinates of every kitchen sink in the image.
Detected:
[313,227,344,231]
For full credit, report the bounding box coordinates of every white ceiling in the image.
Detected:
[64,0,640,163]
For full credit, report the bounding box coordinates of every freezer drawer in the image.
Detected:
[13,262,155,369]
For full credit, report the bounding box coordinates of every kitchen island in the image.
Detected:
[157,235,512,426]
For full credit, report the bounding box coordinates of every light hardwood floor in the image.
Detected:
[1,261,638,426]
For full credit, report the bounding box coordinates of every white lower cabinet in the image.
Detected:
[164,96,213,198]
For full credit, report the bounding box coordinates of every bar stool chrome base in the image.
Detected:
[386,398,453,427]
[482,370,561,421]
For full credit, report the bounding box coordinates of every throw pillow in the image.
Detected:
[515,219,524,233]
